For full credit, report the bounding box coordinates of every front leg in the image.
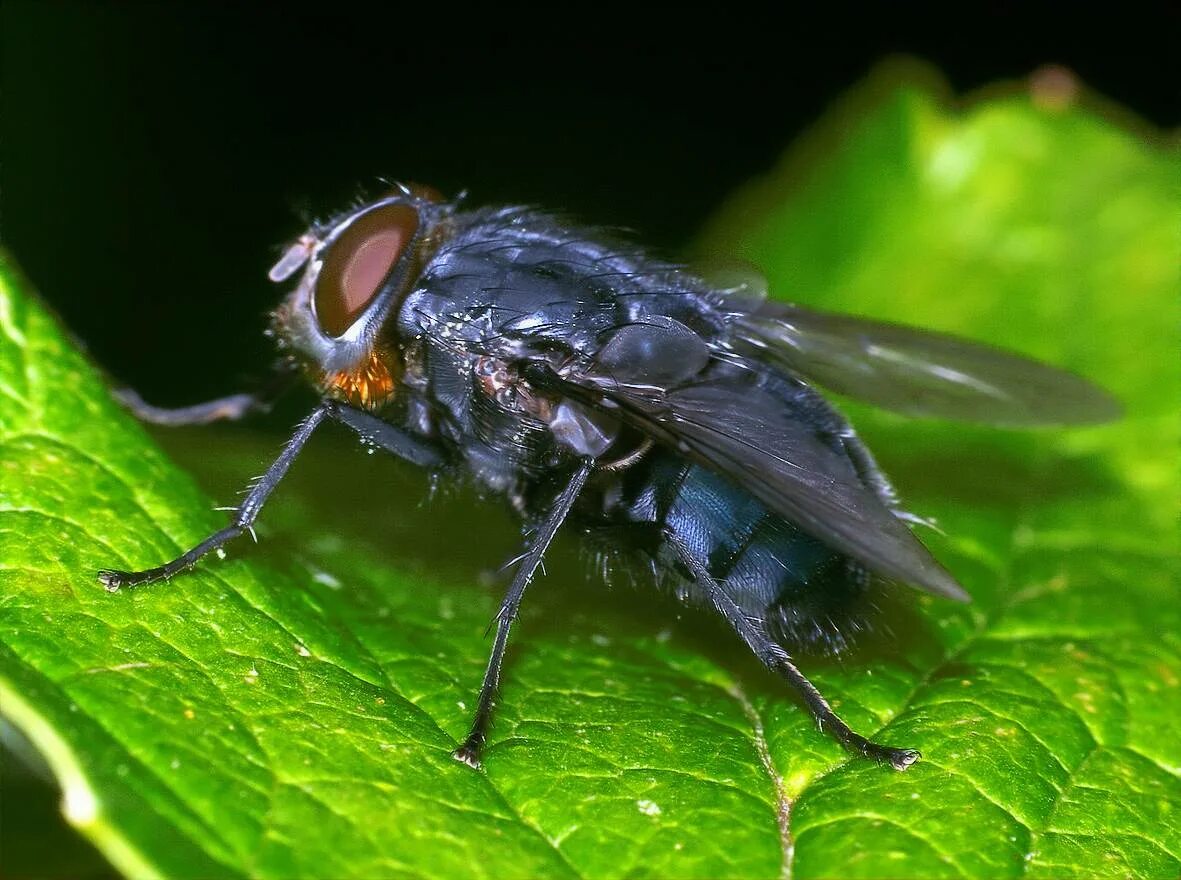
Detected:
[323,400,442,468]
[114,369,296,426]
[97,405,329,590]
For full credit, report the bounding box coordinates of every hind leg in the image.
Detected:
[669,537,919,770]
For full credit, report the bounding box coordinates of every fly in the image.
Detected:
[97,183,1120,770]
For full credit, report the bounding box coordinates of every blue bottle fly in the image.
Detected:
[99,184,1120,769]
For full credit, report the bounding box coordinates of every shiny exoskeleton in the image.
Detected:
[398,207,887,649]
[98,185,1119,771]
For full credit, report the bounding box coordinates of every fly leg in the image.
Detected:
[453,457,595,769]
[669,538,920,771]
[114,370,296,426]
[97,405,329,590]
[323,400,441,467]
[116,389,268,425]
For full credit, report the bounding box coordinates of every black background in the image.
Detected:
[1,3,1175,404]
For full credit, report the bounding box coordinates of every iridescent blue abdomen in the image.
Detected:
[597,448,873,653]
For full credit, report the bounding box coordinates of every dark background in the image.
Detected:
[1,3,1175,407]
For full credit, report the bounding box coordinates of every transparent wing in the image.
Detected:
[733,302,1121,426]
[531,365,970,601]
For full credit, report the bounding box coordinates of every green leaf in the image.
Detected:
[1,61,1178,879]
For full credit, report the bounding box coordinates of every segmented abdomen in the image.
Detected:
[602,449,873,653]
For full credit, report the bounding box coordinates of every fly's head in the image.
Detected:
[269,184,451,409]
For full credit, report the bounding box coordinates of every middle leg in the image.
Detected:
[452,457,595,768]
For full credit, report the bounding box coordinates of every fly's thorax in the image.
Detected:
[267,187,454,410]
[440,346,616,466]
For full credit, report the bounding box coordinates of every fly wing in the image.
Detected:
[733,302,1121,426]
[530,365,970,601]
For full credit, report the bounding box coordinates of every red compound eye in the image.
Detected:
[314,203,419,337]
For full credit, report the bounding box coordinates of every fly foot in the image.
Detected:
[451,735,485,769]
[97,569,133,592]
